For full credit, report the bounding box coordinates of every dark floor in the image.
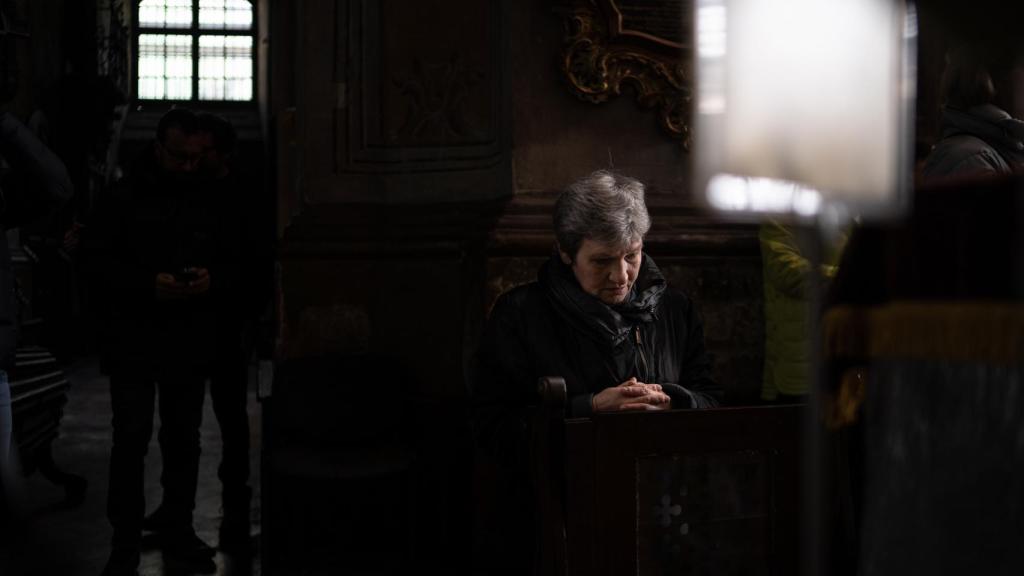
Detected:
[10,355,262,576]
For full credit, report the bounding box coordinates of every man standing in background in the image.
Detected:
[143,112,259,557]
[95,108,217,576]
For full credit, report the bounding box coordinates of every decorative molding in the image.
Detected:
[289,0,511,204]
[390,56,488,145]
[277,201,503,258]
[561,0,693,149]
[344,0,505,168]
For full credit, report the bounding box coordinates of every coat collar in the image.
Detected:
[540,251,666,349]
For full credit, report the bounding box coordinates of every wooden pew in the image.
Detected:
[533,377,801,576]
[9,345,86,505]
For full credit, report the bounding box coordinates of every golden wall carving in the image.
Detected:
[561,0,693,148]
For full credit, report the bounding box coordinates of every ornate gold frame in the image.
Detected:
[561,0,692,149]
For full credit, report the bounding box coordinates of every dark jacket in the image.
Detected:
[0,113,73,369]
[94,146,217,372]
[922,104,1024,181]
[472,253,720,457]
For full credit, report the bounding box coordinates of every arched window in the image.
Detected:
[135,0,254,102]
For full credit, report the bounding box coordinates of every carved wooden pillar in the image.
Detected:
[276,0,513,375]
[269,1,511,571]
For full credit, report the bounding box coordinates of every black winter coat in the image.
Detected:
[472,253,721,458]
[94,147,217,372]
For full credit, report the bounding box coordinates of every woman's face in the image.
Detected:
[561,237,643,305]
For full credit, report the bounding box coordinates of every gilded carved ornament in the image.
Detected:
[561,0,693,149]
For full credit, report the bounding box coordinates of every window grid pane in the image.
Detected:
[199,0,253,31]
[139,0,194,29]
[199,35,253,101]
[138,34,194,100]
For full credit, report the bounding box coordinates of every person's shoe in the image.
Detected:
[99,548,140,576]
[162,530,217,572]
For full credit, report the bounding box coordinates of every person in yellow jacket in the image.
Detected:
[759,221,846,402]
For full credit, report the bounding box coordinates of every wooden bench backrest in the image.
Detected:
[534,377,802,576]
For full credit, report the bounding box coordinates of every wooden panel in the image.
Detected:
[295,0,338,195]
[364,0,498,151]
[636,451,771,576]
[280,254,465,398]
[561,406,801,576]
[291,0,511,204]
[565,419,597,575]
[273,201,494,572]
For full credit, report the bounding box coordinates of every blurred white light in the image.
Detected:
[707,174,749,211]
[698,96,727,115]
[695,0,916,219]
[708,174,822,216]
[793,186,823,216]
[697,5,727,59]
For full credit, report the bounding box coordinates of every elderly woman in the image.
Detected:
[471,170,720,572]
[475,169,719,423]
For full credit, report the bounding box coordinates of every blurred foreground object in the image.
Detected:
[694,0,917,221]
[825,174,1024,575]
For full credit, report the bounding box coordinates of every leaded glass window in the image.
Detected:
[135,0,254,102]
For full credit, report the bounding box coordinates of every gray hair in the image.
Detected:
[554,170,651,260]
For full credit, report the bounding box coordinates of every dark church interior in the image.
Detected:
[1,1,1023,575]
